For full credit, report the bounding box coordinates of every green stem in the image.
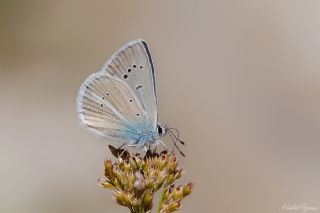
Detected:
[139,205,144,213]
[157,188,166,213]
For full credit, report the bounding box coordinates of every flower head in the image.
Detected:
[99,145,193,212]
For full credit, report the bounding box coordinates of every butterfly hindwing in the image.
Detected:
[77,39,158,145]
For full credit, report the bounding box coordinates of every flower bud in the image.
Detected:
[173,168,184,180]
[162,189,170,205]
[115,171,124,185]
[134,156,142,166]
[167,174,175,185]
[113,177,122,189]
[152,155,159,164]
[126,173,135,189]
[143,191,153,211]
[131,198,141,209]
[154,170,167,191]
[145,177,154,189]
[168,201,181,212]
[104,160,113,177]
[159,205,169,213]
[172,186,183,200]
[129,158,137,170]
[133,171,144,188]
[100,180,113,189]
[122,162,131,172]
[182,182,194,197]
[123,192,133,206]
[118,161,125,172]
[114,190,126,206]
[160,160,168,170]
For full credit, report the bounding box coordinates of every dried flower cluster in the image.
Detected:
[99,146,193,213]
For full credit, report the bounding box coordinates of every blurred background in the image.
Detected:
[1,0,320,212]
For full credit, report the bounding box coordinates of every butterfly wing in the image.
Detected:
[77,39,158,145]
[101,39,158,128]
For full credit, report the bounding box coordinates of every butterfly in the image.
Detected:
[77,39,184,154]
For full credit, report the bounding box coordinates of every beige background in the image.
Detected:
[1,0,320,212]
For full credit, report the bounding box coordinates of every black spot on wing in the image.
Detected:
[136,85,143,90]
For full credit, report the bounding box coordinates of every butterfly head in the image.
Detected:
[157,124,167,137]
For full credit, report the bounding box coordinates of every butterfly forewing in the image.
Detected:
[102,40,158,128]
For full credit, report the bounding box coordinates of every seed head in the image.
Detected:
[99,146,194,212]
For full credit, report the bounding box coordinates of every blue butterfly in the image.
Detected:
[77,39,184,154]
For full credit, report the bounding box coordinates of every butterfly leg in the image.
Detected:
[118,144,125,149]
[118,144,131,159]
[152,139,167,150]
[143,146,148,153]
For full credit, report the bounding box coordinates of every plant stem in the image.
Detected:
[157,188,166,213]
[139,205,144,213]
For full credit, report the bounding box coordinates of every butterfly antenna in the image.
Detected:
[167,128,185,157]
[168,127,186,146]
[167,129,177,153]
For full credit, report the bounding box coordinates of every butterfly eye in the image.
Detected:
[157,125,166,136]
